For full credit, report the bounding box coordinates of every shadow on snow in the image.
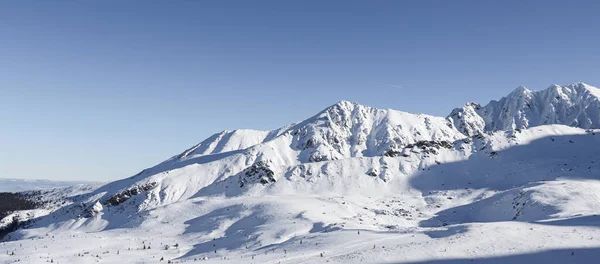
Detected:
[390,247,600,264]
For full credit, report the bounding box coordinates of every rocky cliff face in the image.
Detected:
[449,82,600,136]
[288,100,464,162]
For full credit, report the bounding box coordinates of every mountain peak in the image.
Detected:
[334,100,358,106]
[566,81,590,88]
[564,82,600,97]
[450,82,600,134]
[315,100,372,120]
[508,85,531,97]
[545,82,598,93]
[327,100,361,110]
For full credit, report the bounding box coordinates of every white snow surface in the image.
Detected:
[3,83,600,263]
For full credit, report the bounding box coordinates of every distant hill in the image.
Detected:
[0,178,97,193]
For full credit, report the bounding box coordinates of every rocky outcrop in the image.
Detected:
[449,83,600,136]
[104,182,157,206]
[290,101,464,162]
[239,161,276,187]
[83,201,104,217]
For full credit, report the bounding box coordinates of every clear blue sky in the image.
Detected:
[2,1,600,181]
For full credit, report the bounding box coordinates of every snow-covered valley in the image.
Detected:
[2,83,600,263]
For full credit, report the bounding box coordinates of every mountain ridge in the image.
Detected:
[449,82,600,136]
[170,82,600,164]
[2,82,600,263]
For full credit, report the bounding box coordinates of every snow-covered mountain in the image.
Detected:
[2,83,600,264]
[449,82,600,136]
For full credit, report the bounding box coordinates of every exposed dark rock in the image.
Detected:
[383,150,402,157]
[104,182,157,206]
[366,168,378,177]
[82,201,104,218]
[308,153,333,162]
[239,161,276,187]
[401,140,453,155]
[404,140,453,150]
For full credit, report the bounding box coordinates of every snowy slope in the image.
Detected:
[2,83,600,264]
[174,129,274,160]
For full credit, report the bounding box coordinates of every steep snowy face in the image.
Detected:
[447,102,486,137]
[450,83,600,135]
[287,101,464,162]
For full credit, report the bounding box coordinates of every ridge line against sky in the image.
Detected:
[2,1,600,181]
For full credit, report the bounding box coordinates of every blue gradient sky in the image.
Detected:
[2,1,600,181]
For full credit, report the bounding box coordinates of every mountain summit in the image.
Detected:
[449,82,600,136]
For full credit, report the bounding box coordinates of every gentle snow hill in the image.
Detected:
[2,83,600,264]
